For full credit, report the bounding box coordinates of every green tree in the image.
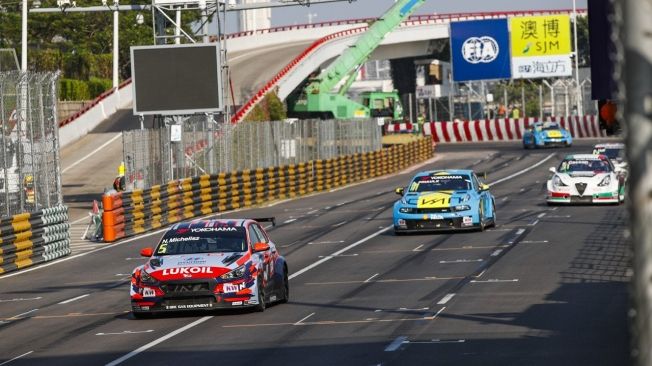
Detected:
[0,0,203,80]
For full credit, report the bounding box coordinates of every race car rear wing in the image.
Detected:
[251,217,276,226]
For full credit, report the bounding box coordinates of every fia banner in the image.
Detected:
[510,15,573,79]
[450,19,512,82]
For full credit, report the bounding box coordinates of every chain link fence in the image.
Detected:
[123,118,382,190]
[0,71,62,217]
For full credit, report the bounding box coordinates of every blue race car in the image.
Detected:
[522,121,572,149]
[392,170,496,234]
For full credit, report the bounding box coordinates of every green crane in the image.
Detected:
[289,0,426,120]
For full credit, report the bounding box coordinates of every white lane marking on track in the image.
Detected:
[58,294,89,304]
[537,213,547,218]
[409,339,466,344]
[125,257,146,261]
[364,273,379,283]
[475,269,487,278]
[437,293,455,305]
[97,330,154,336]
[289,226,392,280]
[294,312,315,325]
[9,309,38,319]
[0,351,34,365]
[470,279,519,283]
[61,133,122,174]
[332,221,347,227]
[384,336,408,352]
[412,244,424,252]
[307,241,345,245]
[491,249,503,257]
[0,297,42,303]
[318,254,358,258]
[105,316,212,366]
[439,259,483,264]
[501,196,509,201]
[283,218,297,224]
[489,153,556,186]
[423,306,446,320]
[306,209,319,215]
[528,219,539,226]
[521,240,549,244]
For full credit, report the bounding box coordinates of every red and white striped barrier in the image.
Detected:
[415,116,605,143]
[385,123,415,133]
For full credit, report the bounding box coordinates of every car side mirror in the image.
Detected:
[253,242,270,252]
[140,247,153,257]
[549,167,557,174]
[395,187,404,195]
[479,183,490,192]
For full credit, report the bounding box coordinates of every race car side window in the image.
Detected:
[248,226,263,246]
[251,224,269,243]
[472,174,480,191]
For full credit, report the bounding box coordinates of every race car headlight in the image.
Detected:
[598,175,611,187]
[220,265,245,280]
[140,269,155,284]
[399,207,417,214]
[553,175,567,187]
[453,205,471,211]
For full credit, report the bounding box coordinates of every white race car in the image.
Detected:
[547,154,624,205]
[593,142,627,176]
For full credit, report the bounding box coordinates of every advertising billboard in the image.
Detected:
[450,19,512,82]
[131,43,223,116]
[510,15,572,79]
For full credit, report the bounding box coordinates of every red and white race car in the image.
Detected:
[130,218,288,317]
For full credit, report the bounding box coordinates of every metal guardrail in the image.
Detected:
[103,138,433,242]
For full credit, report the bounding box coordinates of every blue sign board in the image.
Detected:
[450,19,512,82]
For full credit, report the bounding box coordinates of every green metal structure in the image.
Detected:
[290,0,426,120]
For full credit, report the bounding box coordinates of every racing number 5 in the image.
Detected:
[157,243,167,254]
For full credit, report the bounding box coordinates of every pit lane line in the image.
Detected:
[104,151,555,366]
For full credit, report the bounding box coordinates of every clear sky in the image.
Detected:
[270,0,587,27]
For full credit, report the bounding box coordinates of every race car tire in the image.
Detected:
[488,202,497,228]
[478,203,486,232]
[565,141,572,148]
[279,268,289,304]
[394,230,406,236]
[253,277,266,312]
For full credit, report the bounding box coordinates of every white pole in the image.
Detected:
[175,7,181,44]
[572,0,583,115]
[112,0,119,88]
[21,0,27,71]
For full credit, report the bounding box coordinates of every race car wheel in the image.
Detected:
[279,267,289,304]
[478,203,486,232]
[565,141,572,148]
[253,277,266,312]
[488,201,497,228]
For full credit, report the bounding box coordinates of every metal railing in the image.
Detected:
[122,118,382,190]
[0,71,62,218]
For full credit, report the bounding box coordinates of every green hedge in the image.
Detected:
[59,77,112,101]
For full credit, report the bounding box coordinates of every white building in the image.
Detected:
[238,0,271,32]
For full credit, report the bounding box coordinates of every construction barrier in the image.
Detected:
[102,139,433,242]
[385,116,606,142]
[0,205,71,275]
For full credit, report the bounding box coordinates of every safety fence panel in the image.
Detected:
[123,118,382,190]
[385,115,606,143]
[0,71,63,218]
[102,139,433,242]
[0,205,70,274]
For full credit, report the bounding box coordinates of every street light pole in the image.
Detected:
[112,0,119,88]
[21,0,27,71]
[572,0,583,116]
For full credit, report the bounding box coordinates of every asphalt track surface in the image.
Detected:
[0,140,630,365]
